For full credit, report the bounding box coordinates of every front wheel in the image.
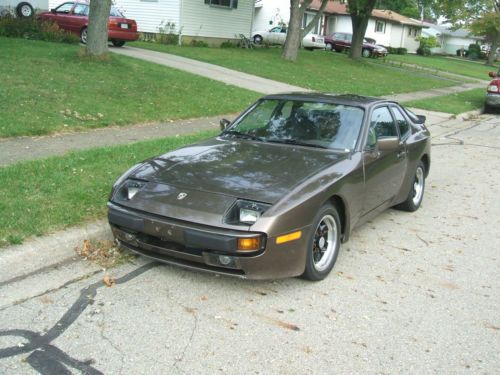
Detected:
[395,161,426,212]
[325,42,333,51]
[16,2,33,17]
[362,48,371,58]
[80,27,88,44]
[302,204,341,281]
[112,40,126,47]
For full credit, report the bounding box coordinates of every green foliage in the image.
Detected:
[156,20,179,45]
[468,43,481,59]
[190,39,209,47]
[0,14,78,43]
[416,36,439,56]
[387,46,408,54]
[220,40,237,48]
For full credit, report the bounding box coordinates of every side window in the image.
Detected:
[281,27,287,34]
[73,4,88,16]
[367,107,397,148]
[270,27,281,33]
[55,2,74,13]
[392,106,410,138]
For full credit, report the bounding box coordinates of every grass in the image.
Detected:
[0,37,259,138]
[382,54,499,81]
[0,130,217,248]
[131,42,457,96]
[403,88,485,114]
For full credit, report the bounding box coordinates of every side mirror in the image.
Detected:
[51,8,56,13]
[377,136,399,151]
[417,115,426,123]
[219,118,231,131]
[489,71,497,78]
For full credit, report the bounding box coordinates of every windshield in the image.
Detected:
[224,99,365,151]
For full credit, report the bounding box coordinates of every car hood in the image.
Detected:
[130,138,346,204]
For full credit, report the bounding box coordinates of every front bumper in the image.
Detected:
[486,93,500,108]
[108,202,310,280]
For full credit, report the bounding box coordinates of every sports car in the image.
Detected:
[108,93,431,280]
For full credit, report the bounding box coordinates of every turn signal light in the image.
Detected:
[237,237,261,251]
[276,231,302,245]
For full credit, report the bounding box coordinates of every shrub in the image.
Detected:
[190,39,208,47]
[388,47,408,55]
[156,20,179,45]
[468,43,481,60]
[0,14,78,44]
[416,36,439,56]
[220,40,237,48]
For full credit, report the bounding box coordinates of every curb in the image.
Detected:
[0,220,112,284]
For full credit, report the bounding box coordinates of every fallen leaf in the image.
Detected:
[103,275,115,287]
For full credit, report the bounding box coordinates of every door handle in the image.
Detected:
[396,150,406,159]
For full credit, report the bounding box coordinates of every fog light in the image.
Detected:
[219,255,232,265]
[124,233,136,242]
[237,237,261,251]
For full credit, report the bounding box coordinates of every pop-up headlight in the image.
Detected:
[115,179,147,202]
[225,200,271,225]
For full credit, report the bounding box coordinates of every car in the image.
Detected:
[0,0,47,17]
[324,32,388,57]
[37,1,138,46]
[485,69,500,112]
[107,93,431,281]
[251,26,325,50]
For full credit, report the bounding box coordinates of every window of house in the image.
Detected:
[302,13,319,34]
[204,0,238,9]
[375,20,386,33]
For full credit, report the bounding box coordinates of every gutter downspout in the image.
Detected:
[250,0,255,37]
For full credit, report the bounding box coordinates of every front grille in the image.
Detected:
[136,232,203,256]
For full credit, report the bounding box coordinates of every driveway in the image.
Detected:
[0,115,499,374]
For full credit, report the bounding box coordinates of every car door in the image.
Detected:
[277,27,287,45]
[66,3,88,34]
[52,2,75,31]
[362,106,407,214]
[267,27,282,44]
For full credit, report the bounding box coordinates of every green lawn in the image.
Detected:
[0,37,259,138]
[0,131,217,247]
[403,88,485,114]
[132,42,457,96]
[383,54,499,81]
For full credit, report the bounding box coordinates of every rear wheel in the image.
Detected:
[302,204,341,281]
[362,48,371,58]
[325,42,333,51]
[80,27,87,44]
[395,161,426,212]
[16,2,33,17]
[112,40,126,47]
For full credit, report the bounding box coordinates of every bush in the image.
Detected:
[0,14,78,44]
[156,20,179,45]
[416,36,439,56]
[220,40,237,48]
[387,47,407,55]
[417,46,431,56]
[468,43,481,60]
[190,39,208,47]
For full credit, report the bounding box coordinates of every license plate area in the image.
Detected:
[120,23,129,29]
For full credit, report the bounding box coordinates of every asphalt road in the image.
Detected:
[0,115,499,374]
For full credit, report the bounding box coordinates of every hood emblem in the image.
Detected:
[177,192,187,200]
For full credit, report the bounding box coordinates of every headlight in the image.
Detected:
[225,200,271,225]
[109,163,144,200]
[114,179,147,202]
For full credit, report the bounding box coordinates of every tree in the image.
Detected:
[347,0,377,59]
[436,0,500,65]
[282,0,330,62]
[85,0,112,57]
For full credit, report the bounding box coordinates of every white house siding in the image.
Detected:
[365,18,392,46]
[181,0,254,39]
[252,0,289,32]
[113,0,180,34]
[332,15,351,33]
[401,25,419,53]
[443,36,477,55]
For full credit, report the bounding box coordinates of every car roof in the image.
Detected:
[261,92,396,109]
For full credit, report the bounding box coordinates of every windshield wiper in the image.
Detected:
[266,139,329,149]
[221,130,264,142]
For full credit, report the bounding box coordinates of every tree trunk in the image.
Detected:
[86,0,112,57]
[350,14,371,59]
[282,0,303,61]
[486,31,499,66]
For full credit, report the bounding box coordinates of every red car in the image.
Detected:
[38,1,138,47]
[485,69,500,113]
[324,32,387,57]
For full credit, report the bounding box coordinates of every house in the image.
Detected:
[253,0,426,53]
[47,0,255,45]
[421,22,483,55]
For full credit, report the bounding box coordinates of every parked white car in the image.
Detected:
[0,0,48,17]
[252,26,325,50]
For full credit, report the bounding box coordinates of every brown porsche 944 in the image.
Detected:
[108,93,430,280]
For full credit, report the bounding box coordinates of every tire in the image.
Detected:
[253,35,262,45]
[80,27,88,44]
[395,161,426,212]
[362,48,371,58]
[112,40,126,47]
[16,2,33,18]
[325,42,333,51]
[304,47,313,51]
[302,203,341,281]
